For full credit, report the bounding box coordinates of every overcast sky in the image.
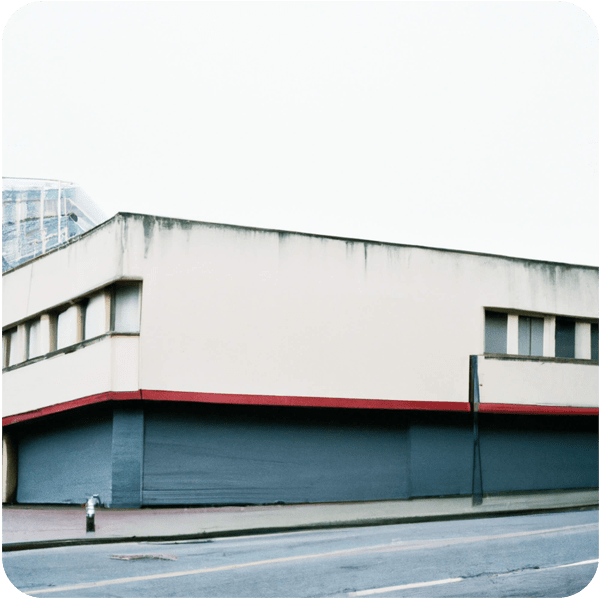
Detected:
[2,1,598,266]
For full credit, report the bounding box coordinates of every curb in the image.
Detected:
[3,504,597,552]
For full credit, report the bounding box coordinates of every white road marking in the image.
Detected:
[349,558,599,597]
[349,577,463,596]
[539,558,598,570]
[22,522,598,595]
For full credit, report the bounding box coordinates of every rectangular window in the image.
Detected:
[591,323,599,361]
[27,319,41,359]
[2,332,7,368]
[113,283,141,333]
[485,311,507,354]
[56,306,79,350]
[518,316,544,356]
[3,329,17,368]
[555,317,576,358]
[84,293,108,340]
[6,328,19,367]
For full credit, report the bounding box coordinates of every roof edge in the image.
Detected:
[3,211,598,274]
[117,212,600,271]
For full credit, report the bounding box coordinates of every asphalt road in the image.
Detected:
[2,509,598,598]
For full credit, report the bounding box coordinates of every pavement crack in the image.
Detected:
[109,553,178,561]
[462,563,565,581]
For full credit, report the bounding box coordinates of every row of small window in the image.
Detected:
[2,281,141,369]
[485,310,599,360]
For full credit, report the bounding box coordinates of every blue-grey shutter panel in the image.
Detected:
[530,317,544,356]
[519,316,543,356]
[485,311,507,354]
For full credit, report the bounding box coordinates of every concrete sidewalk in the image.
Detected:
[3,489,598,551]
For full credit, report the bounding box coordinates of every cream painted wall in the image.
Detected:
[1,337,139,418]
[2,339,112,417]
[111,336,140,392]
[122,215,597,405]
[3,213,598,416]
[478,357,598,408]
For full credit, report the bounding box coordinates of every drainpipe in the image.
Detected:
[470,356,483,506]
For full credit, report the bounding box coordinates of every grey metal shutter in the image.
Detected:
[142,404,411,505]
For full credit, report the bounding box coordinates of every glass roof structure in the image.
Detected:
[2,178,107,272]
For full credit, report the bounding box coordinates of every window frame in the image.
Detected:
[2,279,142,370]
[3,328,17,369]
[111,282,142,334]
[484,308,598,363]
[26,318,42,360]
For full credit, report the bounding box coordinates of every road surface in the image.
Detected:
[3,509,598,597]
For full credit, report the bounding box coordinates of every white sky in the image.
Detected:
[2,1,598,266]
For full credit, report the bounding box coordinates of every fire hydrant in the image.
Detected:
[86,495,101,533]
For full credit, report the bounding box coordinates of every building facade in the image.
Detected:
[2,177,106,273]
[2,213,598,506]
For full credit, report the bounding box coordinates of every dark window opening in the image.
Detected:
[555,318,576,359]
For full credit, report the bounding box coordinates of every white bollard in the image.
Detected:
[86,495,100,533]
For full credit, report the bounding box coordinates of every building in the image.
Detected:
[2,213,598,507]
[2,177,106,273]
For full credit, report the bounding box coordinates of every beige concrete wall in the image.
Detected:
[124,215,597,405]
[110,335,140,392]
[478,357,598,408]
[3,213,598,417]
[2,337,139,418]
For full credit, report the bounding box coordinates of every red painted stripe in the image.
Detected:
[478,403,599,416]
[2,391,468,424]
[2,391,142,425]
[139,390,470,412]
[3,390,597,424]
